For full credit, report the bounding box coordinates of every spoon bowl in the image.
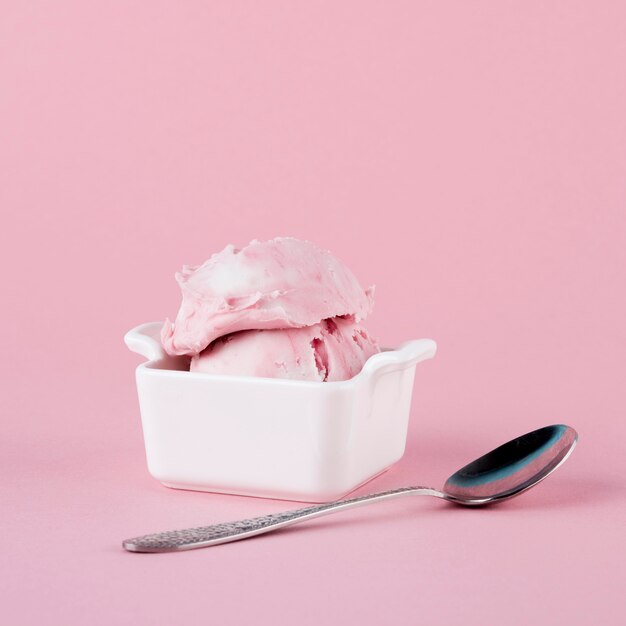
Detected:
[442,424,578,505]
[123,424,578,552]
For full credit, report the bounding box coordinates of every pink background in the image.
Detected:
[2,2,625,624]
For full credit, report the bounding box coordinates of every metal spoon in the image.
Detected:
[123,424,577,552]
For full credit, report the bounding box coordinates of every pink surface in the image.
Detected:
[1,2,625,625]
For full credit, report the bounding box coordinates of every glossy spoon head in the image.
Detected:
[442,424,578,506]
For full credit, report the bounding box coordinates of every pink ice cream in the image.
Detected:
[191,317,379,382]
[161,237,374,356]
[162,237,380,381]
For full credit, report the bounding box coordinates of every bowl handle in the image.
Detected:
[124,322,167,361]
[360,339,437,381]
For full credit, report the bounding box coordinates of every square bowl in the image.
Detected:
[125,322,436,502]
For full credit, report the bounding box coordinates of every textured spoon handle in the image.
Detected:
[123,486,437,552]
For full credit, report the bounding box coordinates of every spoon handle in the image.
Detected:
[123,486,440,552]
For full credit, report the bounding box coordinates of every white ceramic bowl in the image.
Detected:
[125,322,436,502]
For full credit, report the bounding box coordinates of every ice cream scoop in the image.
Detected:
[191,316,379,382]
[162,238,374,356]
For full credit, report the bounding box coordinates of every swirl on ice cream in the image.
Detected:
[162,237,379,381]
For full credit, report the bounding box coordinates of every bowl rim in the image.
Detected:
[126,321,437,389]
